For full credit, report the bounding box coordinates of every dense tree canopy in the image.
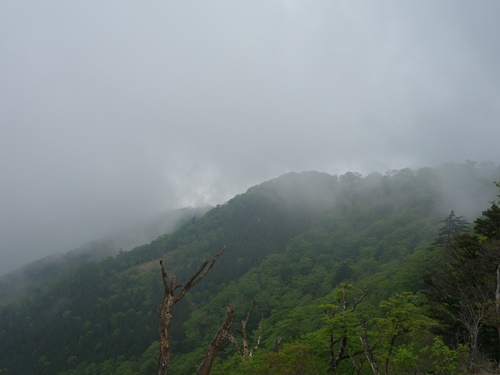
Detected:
[0,163,499,374]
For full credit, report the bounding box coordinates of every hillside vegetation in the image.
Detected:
[0,162,499,375]
[0,207,209,304]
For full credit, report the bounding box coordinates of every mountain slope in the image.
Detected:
[0,163,499,375]
[0,206,210,304]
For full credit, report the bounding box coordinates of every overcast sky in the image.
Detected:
[1,1,500,275]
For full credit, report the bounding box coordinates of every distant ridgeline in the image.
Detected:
[0,206,209,304]
[0,162,499,375]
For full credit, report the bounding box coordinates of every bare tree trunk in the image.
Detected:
[496,265,500,366]
[328,335,347,374]
[157,297,175,375]
[250,317,263,358]
[157,247,225,375]
[347,349,364,375]
[327,283,367,375]
[359,333,380,375]
[384,335,399,375]
[197,305,235,375]
[455,282,484,373]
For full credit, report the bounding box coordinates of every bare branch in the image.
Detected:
[192,246,225,286]
[328,284,367,374]
[182,259,210,289]
[350,288,368,313]
[250,316,264,357]
[197,304,235,375]
[244,300,256,326]
[178,246,226,300]
[341,284,348,311]
[359,333,380,375]
[226,333,243,357]
[157,248,225,375]
[226,299,263,360]
[347,349,365,375]
[159,259,169,294]
[272,336,282,353]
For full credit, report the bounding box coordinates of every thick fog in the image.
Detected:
[1,1,500,275]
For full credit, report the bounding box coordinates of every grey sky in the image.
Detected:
[1,1,500,275]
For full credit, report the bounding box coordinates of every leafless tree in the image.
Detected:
[157,247,225,375]
[226,300,263,360]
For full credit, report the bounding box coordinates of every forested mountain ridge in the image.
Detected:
[0,163,499,375]
[0,206,210,304]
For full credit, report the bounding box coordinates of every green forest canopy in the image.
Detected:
[0,162,499,375]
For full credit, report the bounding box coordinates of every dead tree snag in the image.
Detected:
[197,304,236,375]
[157,247,225,375]
[226,299,263,360]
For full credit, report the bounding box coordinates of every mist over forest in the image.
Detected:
[1,163,500,374]
[2,0,500,276]
[0,162,497,277]
[1,1,500,373]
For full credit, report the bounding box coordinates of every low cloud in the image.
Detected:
[1,1,499,274]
